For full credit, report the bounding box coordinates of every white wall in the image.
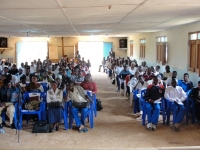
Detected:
[128,21,200,86]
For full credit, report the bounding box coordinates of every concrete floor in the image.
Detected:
[1,72,200,150]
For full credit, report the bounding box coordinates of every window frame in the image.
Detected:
[188,31,200,76]
[156,36,168,65]
[139,39,146,60]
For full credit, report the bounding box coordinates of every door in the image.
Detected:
[103,42,113,58]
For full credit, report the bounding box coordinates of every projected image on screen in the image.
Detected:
[16,41,48,67]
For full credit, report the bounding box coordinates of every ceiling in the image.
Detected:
[0,0,200,37]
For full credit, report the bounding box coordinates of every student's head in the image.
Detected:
[3,79,12,88]
[20,76,26,83]
[31,75,38,83]
[155,65,160,71]
[21,62,24,67]
[131,62,135,68]
[50,81,57,91]
[67,80,74,91]
[62,69,66,76]
[12,64,17,70]
[198,81,200,90]
[152,76,158,85]
[123,65,127,71]
[147,68,152,74]
[183,73,189,82]
[172,71,177,78]
[85,73,92,82]
[150,66,155,72]
[135,71,139,78]
[26,68,30,75]
[19,68,23,74]
[171,78,177,88]
[2,75,7,80]
[165,65,170,72]
[3,67,8,73]
[43,71,48,77]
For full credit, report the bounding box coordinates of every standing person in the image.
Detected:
[144,76,165,131]
[86,59,91,70]
[164,79,186,131]
[109,48,115,60]
[66,81,92,133]
[99,57,106,72]
[47,81,63,132]
[76,51,81,60]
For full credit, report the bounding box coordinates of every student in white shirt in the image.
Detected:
[163,65,172,80]
[129,62,137,75]
[164,78,186,131]
[165,71,178,86]
[47,81,63,132]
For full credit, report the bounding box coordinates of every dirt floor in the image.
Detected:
[0,72,200,150]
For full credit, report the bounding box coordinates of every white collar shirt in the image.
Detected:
[164,86,186,105]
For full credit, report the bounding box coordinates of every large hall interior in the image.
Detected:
[0,0,200,150]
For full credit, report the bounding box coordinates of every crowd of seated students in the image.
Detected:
[104,50,199,132]
[0,52,96,133]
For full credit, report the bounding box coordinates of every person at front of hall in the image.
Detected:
[144,76,165,131]
[109,48,115,59]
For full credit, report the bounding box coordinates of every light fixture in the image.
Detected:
[47,36,50,41]
[106,34,108,38]
[27,32,29,37]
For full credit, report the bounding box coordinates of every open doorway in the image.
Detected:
[16,41,48,67]
[78,41,103,72]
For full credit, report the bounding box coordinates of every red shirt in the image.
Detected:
[80,81,97,94]
[143,73,155,81]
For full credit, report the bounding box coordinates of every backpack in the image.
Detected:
[32,121,50,133]
[96,99,103,111]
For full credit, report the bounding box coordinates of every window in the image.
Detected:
[139,39,146,59]
[189,32,200,76]
[156,36,168,65]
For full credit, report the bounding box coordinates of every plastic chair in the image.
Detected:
[185,90,195,124]
[140,89,147,126]
[19,92,45,130]
[39,82,49,93]
[163,98,173,125]
[133,90,140,114]
[63,101,70,130]
[86,90,97,117]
